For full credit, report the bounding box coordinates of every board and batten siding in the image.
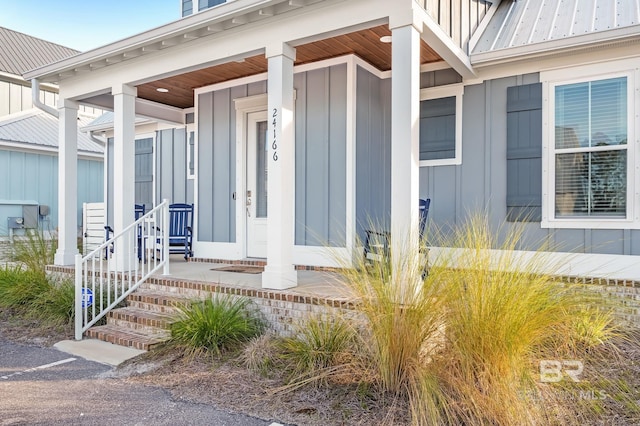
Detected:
[156,128,193,206]
[197,81,266,243]
[355,66,392,243]
[294,64,347,247]
[0,80,57,119]
[421,73,640,256]
[0,149,103,236]
[419,0,492,53]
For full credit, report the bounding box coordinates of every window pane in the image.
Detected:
[555,77,627,149]
[555,150,626,217]
[420,96,456,160]
[255,121,268,218]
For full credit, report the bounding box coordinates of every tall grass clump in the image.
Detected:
[336,213,626,425]
[428,214,623,425]
[12,230,57,275]
[170,294,264,357]
[339,228,451,424]
[0,264,50,310]
[279,314,358,387]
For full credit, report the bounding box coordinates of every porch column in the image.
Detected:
[262,42,297,289]
[54,99,79,265]
[390,24,421,269]
[112,84,137,268]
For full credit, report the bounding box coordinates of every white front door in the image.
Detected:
[246,111,268,258]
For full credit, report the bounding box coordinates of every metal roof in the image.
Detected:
[473,0,640,55]
[0,27,79,76]
[0,109,103,155]
[82,112,151,133]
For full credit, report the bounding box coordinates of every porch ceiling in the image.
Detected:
[136,25,443,109]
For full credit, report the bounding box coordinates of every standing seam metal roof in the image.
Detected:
[0,109,103,154]
[473,0,640,54]
[0,27,80,76]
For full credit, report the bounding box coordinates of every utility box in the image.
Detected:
[22,205,38,228]
[7,217,24,229]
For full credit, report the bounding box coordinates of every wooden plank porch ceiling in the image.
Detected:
[137,25,443,109]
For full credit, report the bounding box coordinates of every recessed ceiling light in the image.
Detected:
[156,88,169,93]
[379,35,392,43]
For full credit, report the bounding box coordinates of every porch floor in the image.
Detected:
[152,255,352,300]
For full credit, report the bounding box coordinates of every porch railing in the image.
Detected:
[74,200,170,340]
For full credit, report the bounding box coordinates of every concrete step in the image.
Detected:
[107,307,174,334]
[85,325,169,351]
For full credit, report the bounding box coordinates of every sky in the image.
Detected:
[0,0,179,51]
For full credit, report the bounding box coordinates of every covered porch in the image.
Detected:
[25,0,481,290]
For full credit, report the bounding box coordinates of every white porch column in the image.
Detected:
[54,99,79,265]
[390,24,421,266]
[112,84,137,268]
[262,43,298,289]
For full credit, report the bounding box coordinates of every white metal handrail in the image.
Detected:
[74,200,170,340]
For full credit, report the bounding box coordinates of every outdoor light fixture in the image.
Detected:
[156,87,169,93]
[379,35,392,43]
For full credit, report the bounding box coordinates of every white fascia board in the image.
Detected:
[0,142,103,160]
[466,41,640,85]
[23,0,294,81]
[471,25,640,66]
[44,0,396,101]
[135,98,185,125]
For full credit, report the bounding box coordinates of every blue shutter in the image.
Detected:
[135,138,154,207]
[506,83,542,222]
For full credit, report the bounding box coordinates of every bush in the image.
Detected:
[0,265,50,310]
[29,279,76,327]
[170,294,264,357]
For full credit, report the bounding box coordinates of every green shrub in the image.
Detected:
[0,265,50,309]
[29,279,76,327]
[170,294,264,357]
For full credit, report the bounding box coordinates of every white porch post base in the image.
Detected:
[262,42,298,289]
[262,267,298,290]
[54,99,79,266]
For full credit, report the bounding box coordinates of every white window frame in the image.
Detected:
[541,59,640,229]
[419,83,463,167]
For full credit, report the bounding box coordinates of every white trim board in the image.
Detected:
[430,246,640,282]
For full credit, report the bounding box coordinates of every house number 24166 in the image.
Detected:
[271,108,278,161]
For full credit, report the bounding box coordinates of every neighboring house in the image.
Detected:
[24,0,640,286]
[0,27,103,250]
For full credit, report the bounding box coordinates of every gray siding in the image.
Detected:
[355,67,391,243]
[156,128,192,205]
[0,149,103,236]
[294,64,347,246]
[197,87,242,243]
[422,72,640,256]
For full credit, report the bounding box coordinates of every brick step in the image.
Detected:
[107,307,174,333]
[139,279,224,299]
[85,324,169,351]
[126,291,191,314]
